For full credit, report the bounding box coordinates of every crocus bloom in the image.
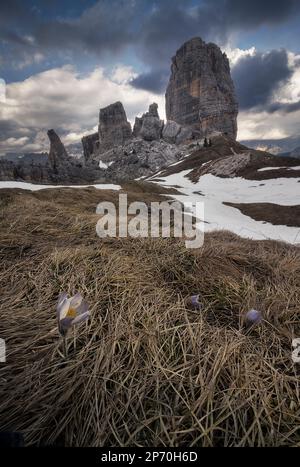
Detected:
[190,294,203,310]
[57,292,90,336]
[245,309,262,327]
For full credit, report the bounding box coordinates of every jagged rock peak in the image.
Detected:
[133,103,164,141]
[82,132,99,163]
[148,102,159,118]
[98,101,132,153]
[47,129,70,170]
[165,37,238,140]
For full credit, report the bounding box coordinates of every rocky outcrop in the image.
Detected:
[200,152,251,178]
[98,102,132,153]
[82,132,99,163]
[0,130,106,184]
[165,37,238,140]
[47,129,71,171]
[162,121,201,145]
[133,103,164,141]
[162,121,181,144]
[92,138,183,181]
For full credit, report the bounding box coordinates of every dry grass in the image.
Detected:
[0,186,300,447]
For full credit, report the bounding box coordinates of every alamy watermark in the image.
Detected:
[96,194,204,248]
[0,78,6,103]
[0,338,6,363]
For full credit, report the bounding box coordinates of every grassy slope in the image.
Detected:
[0,185,300,447]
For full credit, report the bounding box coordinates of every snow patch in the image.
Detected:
[258,166,300,172]
[0,181,121,191]
[99,160,108,169]
[152,169,300,244]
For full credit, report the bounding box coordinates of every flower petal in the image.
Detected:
[70,292,83,310]
[58,298,71,320]
[59,317,74,335]
[76,300,89,315]
[56,292,68,319]
[72,311,90,326]
[57,292,68,306]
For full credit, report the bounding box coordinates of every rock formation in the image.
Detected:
[98,102,132,153]
[133,103,164,141]
[162,121,198,144]
[165,37,238,139]
[82,133,99,163]
[47,129,71,171]
[95,138,183,181]
[0,37,243,185]
[162,121,182,144]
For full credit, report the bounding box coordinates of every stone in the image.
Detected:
[133,103,164,141]
[82,132,99,163]
[140,115,164,141]
[47,129,70,171]
[162,120,182,144]
[175,127,195,145]
[98,101,132,153]
[165,37,238,140]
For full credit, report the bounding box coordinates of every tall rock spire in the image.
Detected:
[47,129,70,171]
[165,37,238,139]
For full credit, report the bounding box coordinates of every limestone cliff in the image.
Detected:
[165,37,238,139]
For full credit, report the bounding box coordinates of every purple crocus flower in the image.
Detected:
[190,294,203,310]
[56,292,90,337]
[245,309,262,327]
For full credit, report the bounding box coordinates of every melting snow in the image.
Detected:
[152,169,300,244]
[0,181,121,191]
[258,166,300,172]
[99,160,114,169]
[99,160,108,169]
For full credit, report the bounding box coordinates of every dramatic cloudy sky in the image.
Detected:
[0,0,300,154]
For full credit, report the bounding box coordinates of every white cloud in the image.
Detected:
[231,48,300,140]
[225,46,256,66]
[272,52,300,104]
[237,109,299,140]
[110,65,137,84]
[0,64,165,153]
[1,50,300,153]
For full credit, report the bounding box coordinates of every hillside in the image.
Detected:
[0,185,299,447]
[147,136,300,243]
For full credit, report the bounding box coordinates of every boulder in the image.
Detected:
[162,120,182,143]
[133,103,164,141]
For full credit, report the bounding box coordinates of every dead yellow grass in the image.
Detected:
[0,187,300,446]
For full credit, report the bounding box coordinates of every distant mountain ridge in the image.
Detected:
[242,136,300,158]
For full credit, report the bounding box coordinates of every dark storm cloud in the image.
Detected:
[130,0,300,93]
[1,0,300,74]
[130,70,169,94]
[219,0,300,28]
[266,100,300,114]
[232,49,293,110]
[0,119,24,139]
